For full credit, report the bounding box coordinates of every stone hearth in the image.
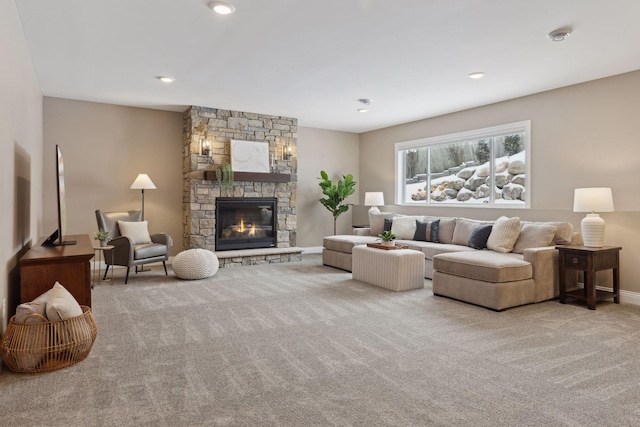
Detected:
[182,106,300,267]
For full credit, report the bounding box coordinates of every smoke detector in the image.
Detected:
[548,28,571,42]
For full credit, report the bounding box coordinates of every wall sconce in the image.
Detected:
[200,139,212,157]
[282,142,292,160]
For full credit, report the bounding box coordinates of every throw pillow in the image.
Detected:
[487,216,521,253]
[118,220,152,244]
[452,218,489,246]
[467,224,493,250]
[383,218,393,232]
[512,224,557,254]
[369,212,398,236]
[46,282,83,321]
[15,289,51,323]
[390,216,425,240]
[413,219,440,242]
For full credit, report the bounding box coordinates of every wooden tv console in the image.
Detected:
[19,234,93,308]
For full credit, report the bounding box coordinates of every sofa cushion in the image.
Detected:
[391,216,425,240]
[512,223,556,254]
[437,217,456,244]
[370,212,400,236]
[468,224,493,250]
[415,242,478,260]
[487,216,521,253]
[323,235,377,253]
[452,218,490,246]
[433,251,532,283]
[521,221,573,245]
[414,219,440,242]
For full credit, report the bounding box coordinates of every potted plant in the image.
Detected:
[318,170,356,235]
[215,162,234,196]
[95,229,111,247]
[377,230,397,247]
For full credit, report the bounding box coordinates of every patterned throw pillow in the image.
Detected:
[413,219,440,242]
[467,224,493,249]
[487,216,521,253]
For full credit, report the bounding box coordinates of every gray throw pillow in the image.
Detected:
[467,224,493,249]
[413,219,440,242]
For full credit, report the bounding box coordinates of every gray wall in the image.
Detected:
[358,70,640,294]
[43,98,184,255]
[297,127,360,246]
[1,0,44,331]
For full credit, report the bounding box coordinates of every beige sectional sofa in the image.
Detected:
[323,212,581,310]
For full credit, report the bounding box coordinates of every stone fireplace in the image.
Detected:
[182,106,301,267]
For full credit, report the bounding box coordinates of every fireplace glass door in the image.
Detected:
[215,198,277,251]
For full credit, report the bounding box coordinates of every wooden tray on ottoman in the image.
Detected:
[366,243,409,250]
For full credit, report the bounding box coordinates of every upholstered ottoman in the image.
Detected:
[433,251,534,310]
[352,245,425,291]
[172,249,219,280]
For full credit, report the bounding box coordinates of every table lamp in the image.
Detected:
[130,173,156,221]
[364,192,385,215]
[573,187,614,247]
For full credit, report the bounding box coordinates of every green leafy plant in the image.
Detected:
[377,230,397,242]
[215,162,234,195]
[318,170,356,235]
[94,229,110,242]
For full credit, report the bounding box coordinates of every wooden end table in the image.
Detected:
[556,245,621,310]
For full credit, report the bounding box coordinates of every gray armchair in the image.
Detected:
[95,210,172,284]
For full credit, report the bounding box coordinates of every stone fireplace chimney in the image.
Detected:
[182,106,299,266]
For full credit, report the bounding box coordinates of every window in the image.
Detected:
[395,121,530,208]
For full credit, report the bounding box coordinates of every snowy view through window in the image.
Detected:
[396,122,530,207]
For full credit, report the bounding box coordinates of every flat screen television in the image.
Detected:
[43,145,76,246]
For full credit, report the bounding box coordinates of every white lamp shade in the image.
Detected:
[364,192,384,207]
[573,187,614,213]
[130,174,157,190]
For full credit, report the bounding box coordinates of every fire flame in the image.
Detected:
[249,224,256,236]
[240,218,245,232]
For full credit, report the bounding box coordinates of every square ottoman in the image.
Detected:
[352,245,425,291]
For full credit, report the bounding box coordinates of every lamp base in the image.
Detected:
[368,206,380,215]
[581,213,606,247]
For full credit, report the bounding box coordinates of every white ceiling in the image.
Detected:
[14,0,640,133]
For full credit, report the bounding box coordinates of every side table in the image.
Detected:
[93,245,115,286]
[557,245,621,310]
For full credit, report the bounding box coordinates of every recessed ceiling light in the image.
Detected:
[548,28,572,42]
[468,72,485,79]
[157,76,175,83]
[547,28,571,42]
[357,108,369,113]
[209,1,235,15]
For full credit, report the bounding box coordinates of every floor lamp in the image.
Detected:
[130,174,156,272]
[130,173,156,221]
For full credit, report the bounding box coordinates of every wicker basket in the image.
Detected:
[0,305,98,373]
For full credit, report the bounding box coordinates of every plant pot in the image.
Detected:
[380,240,395,247]
[99,240,108,247]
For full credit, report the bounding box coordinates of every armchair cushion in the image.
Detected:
[118,220,152,244]
[134,243,169,259]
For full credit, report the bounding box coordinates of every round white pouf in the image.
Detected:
[172,249,219,280]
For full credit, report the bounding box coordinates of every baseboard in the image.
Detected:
[596,285,640,306]
[302,247,323,254]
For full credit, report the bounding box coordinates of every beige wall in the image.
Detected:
[297,127,360,246]
[43,98,183,255]
[359,70,640,294]
[1,0,43,330]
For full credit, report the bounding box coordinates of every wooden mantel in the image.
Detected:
[203,171,291,183]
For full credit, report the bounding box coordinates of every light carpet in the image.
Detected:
[2,254,640,426]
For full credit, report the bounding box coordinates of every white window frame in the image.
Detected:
[395,120,531,208]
